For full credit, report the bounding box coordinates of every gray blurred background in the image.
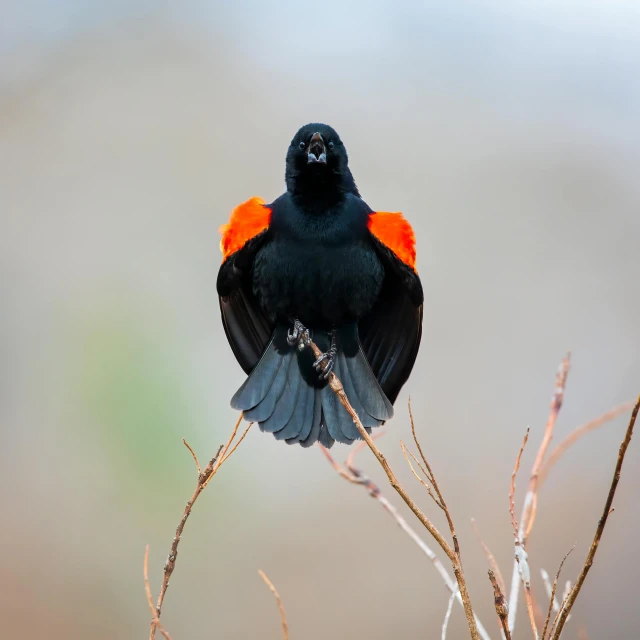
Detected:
[2,1,639,638]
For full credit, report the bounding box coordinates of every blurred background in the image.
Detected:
[2,1,639,638]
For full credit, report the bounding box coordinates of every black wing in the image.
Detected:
[358,235,424,404]
[217,230,274,374]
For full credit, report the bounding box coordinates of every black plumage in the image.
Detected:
[217,123,423,447]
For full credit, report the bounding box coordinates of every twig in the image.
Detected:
[182,439,201,475]
[202,413,244,489]
[510,428,530,538]
[472,518,505,594]
[219,413,243,460]
[522,584,539,639]
[540,548,574,640]
[408,400,460,557]
[144,545,172,640]
[149,444,224,639]
[442,590,457,640]
[488,569,511,640]
[539,401,636,486]
[508,399,634,637]
[318,446,492,640]
[258,569,289,640]
[319,445,362,484]
[346,430,386,470]
[509,355,570,634]
[307,336,480,640]
[550,395,639,639]
[548,584,571,638]
[525,353,571,540]
[148,416,250,639]
[508,427,539,638]
[219,421,254,467]
[540,570,572,636]
[401,440,443,508]
[539,570,557,616]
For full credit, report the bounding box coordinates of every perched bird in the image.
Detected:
[217,123,423,448]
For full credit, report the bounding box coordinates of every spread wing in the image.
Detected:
[217,198,275,374]
[359,211,423,404]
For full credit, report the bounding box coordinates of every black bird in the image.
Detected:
[217,123,423,447]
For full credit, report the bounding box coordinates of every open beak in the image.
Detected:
[307,132,327,164]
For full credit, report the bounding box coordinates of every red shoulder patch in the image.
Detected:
[219,197,272,262]
[367,211,417,271]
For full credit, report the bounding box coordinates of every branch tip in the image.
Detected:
[258,570,289,640]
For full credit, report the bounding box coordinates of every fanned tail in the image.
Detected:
[230,325,393,448]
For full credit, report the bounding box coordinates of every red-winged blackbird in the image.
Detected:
[217,123,423,448]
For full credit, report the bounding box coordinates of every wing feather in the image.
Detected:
[359,216,423,404]
[217,198,275,373]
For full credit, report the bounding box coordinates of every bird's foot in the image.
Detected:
[313,331,337,380]
[287,319,311,351]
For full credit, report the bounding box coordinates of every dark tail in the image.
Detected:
[230,325,393,448]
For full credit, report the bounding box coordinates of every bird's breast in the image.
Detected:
[252,236,384,328]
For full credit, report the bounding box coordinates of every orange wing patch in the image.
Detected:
[219,197,272,262]
[367,211,417,271]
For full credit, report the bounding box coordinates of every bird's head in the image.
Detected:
[285,123,359,200]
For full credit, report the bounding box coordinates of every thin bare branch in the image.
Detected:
[539,401,636,486]
[509,355,570,633]
[408,398,435,482]
[522,584,539,639]
[550,395,639,639]
[144,545,172,640]
[144,545,154,614]
[524,353,571,540]
[548,585,571,638]
[401,440,443,508]
[408,400,460,556]
[540,570,556,612]
[308,335,479,639]
[508,397,633,636]
[148,413,253,639]
[319,444,363,484]
[441,590,457,640]
[510,428,530,538]
[346,430,386,470]
[183,439,201,475]
[508,427,539,638]
[541,547,574,640]
[319,430,491,640]
[149,443,224,639]
[258,570,289,640]
[217,412,243,464]
[218,421,254,468]
[488,569,511,640]
[472,518,505,594]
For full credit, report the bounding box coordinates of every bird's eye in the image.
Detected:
[328,141,335,150]
[298,141,305,149]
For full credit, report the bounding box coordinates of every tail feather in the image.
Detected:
[230,339,283,410]
[261,354,301,433]
[286,384,317,445]
[335,352,380,430]
[345,347,394,421]
[299,390,322,447]
[229,325,393,448]
[237,351,292,422]
[275,377,310,441]
[322,355,358,442]
[317,417,335,448]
